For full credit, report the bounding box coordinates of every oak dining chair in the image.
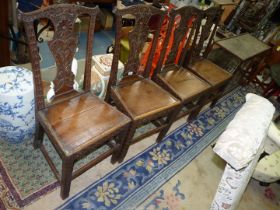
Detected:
[185,6,232,111]
[105,5,181,162]
[152,6,212,120]
[18,4,131,199]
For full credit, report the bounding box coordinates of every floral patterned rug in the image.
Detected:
[0,86,252,210]
[138,147,280,210]
[56,86,248,210]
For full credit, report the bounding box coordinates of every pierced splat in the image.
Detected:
[18,4,99,110]
[125,19,150,76]
[48,15,78,96]
[115,5,166,81]
[17,4,133,201]
[165,7,203,65]
[155,6,203,72]
[191,7,222,59]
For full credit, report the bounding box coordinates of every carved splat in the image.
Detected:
[118,5,165,78]
[105,5,166,102]
[165,7,203,65]
[191,7,222,59]
[18,4,99,110]
[155,6,203,72]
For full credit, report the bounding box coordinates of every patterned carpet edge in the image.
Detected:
[57,86,247,210]
[116,92,242,210]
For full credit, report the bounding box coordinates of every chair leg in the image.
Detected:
[210,97,219,108]
[33,122,44,149]
[210,85,226,108]
[188,106,202,121]
[111,127,129,164]
[60,158,74,199]
[188,95,208,121]
[117,124,137,163]
[156,107,181,143]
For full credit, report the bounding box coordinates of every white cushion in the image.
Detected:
[267,122,280,147]
[213,93,275,170]
[264,136,280,154]
[253,150,280,183]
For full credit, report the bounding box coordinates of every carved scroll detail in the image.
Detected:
[116,5,166,77]
[18,4,99,108]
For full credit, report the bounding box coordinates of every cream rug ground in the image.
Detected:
[138,146,280,210]
[1,84,279,210]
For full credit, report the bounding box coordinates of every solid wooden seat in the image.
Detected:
[152,6,213,120]
[105,5,181,162]
[39,93,130,156]
[19,4,131,199]
[189,58,232,86]
[157,65,210,101]
[183,7,232,109]
[112,76,178,120]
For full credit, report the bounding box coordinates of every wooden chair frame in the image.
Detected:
[185,7,233,111]
[152,6,212,120]
[105,5,181,162]
[18,4,130,199]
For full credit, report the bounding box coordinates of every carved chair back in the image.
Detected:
[155,6,203,74]
[187,7,222,62]
[18,4,99,111]
[108,5,166,89]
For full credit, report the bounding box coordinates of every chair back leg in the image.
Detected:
[34,122,44,149]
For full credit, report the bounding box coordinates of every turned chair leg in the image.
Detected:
[60,158,74,199]
[33,122,44,149]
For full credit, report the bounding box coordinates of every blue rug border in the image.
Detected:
[57,86,245,210]
[116,106,240,210]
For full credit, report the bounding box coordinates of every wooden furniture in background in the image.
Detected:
[213,0,239,24]
[105,5,180,162]
[0,0,10,67]
[152,6,212,120]
[68,0,117,4]
[263,64,280,99]
[249,29,280,97]
[19,4,131,199]
[215,33,271,93]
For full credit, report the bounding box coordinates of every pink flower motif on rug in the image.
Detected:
[264,187,276,201]
[143,180,185,210]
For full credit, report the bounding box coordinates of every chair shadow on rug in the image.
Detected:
[18,4,131,199]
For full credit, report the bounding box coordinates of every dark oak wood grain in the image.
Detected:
[185,6,232,110]
[18,4,131,199]
[105,5,181,162]
[153,6,212,120]
[0,0,10,67]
